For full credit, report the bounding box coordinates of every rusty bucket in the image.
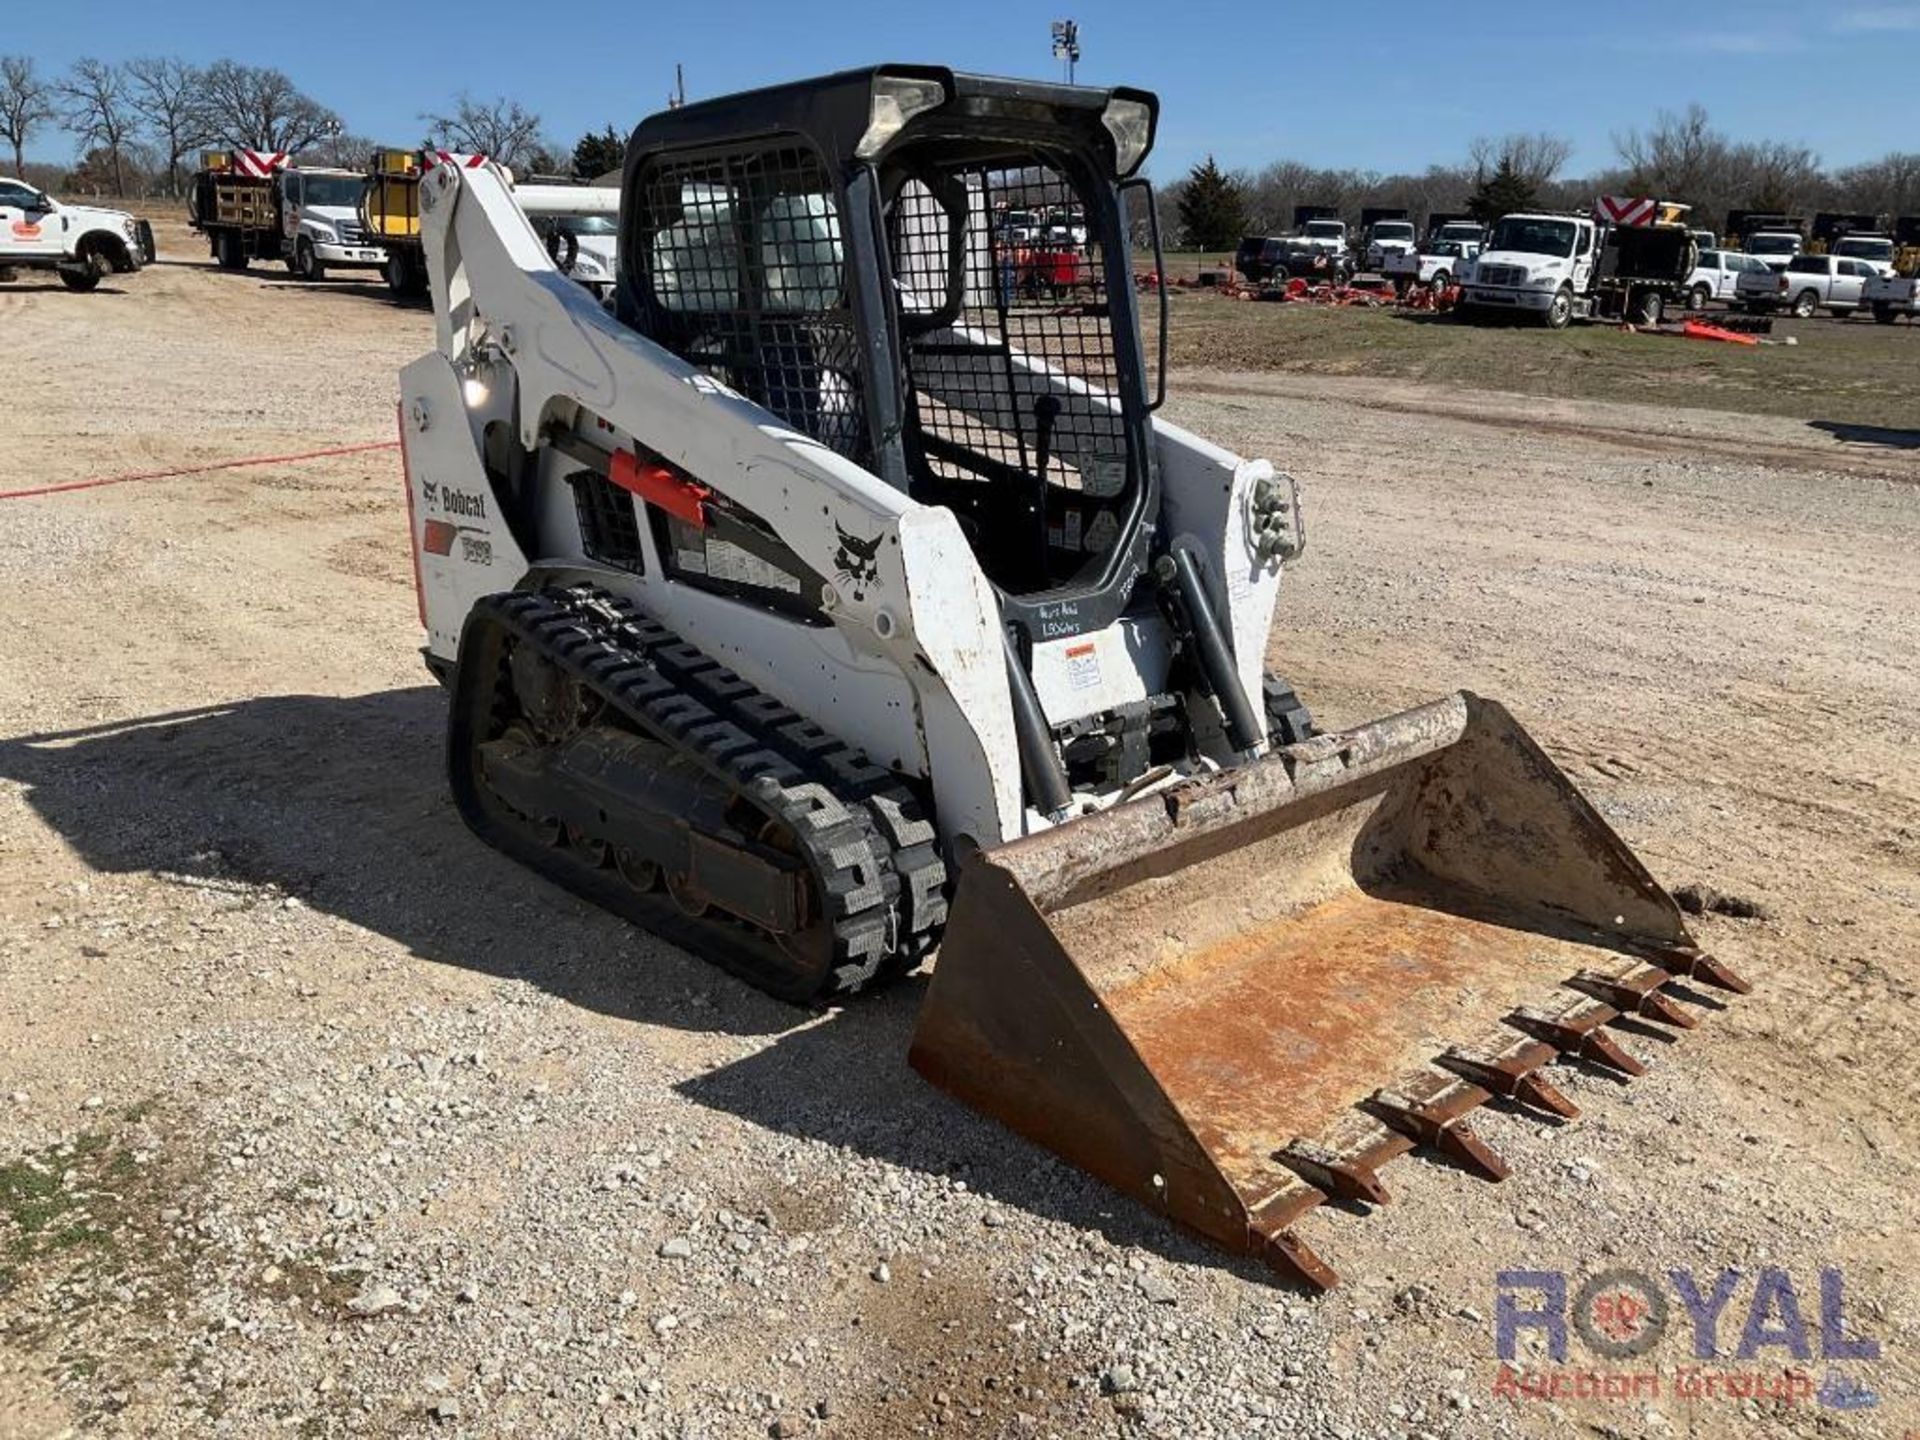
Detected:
[908,692,1747,1289]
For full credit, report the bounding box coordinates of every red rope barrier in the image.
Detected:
[0,439,401,501]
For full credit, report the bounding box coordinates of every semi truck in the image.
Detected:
[187,150,386,280]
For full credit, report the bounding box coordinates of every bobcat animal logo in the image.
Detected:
[422,479,439,508]
[832,522,883,602]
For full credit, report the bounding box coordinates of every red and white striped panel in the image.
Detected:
[232,149,289,178]
[430,150,489,170]
[1596,195,1658,227]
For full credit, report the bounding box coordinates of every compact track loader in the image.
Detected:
[397,67,1747,1288]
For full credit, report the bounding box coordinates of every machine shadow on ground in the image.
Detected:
[1809,420,1920,449]
[0,688,793,1039]
[1,280,129,295]
[0,688,1314,1288]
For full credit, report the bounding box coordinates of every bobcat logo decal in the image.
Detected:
[833,523,883,602]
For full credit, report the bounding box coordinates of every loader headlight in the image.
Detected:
[1101,96,1155,178]
[855,74,946,160]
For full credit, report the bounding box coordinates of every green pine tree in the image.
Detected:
[1177,156,1249,251]
[571,125,626,182]
[1467,157,1538,224]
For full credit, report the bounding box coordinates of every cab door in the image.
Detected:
[0,180,65,259]
[1833,260,1866,307]
[280,171,301,245]
[1571,222,1597,291]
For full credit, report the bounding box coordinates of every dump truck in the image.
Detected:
[1809,211,1882,254]
[394,66,1748,1289]
[1360,208,1416,269]
[187,150,386,279]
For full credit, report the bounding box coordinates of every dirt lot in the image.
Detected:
[2,227,1918,1440]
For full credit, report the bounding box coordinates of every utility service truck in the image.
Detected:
[361,148,464,296]
[0,175,153,290]
[188,150,386,280]
[1458,198,1696,328]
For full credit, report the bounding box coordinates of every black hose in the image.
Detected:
[1159,544,1264,756]
[1003,632,1073,818]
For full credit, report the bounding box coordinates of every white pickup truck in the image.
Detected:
[0,176,154,291]
[1384,237,1480,291]
[1864,270,1919,323]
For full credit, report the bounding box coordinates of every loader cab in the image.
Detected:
[616,66,1162,642]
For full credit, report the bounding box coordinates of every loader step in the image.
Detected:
[446,585,947,1001]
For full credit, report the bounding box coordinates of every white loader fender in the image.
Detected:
[894,506,1023,847]
[1152,415,1287,726]
[399,350,529,662]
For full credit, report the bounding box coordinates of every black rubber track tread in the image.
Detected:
[451,584,947,1001]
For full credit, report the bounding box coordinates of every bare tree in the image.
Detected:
[1469,132,1574,190]
[1732,139,1823,214]
[126,57,211,196]
[295,130,377,170]
[1832,151,1920,220]
[1614,104,1727,199]
[421,94,544,169]
[58,58,138,197]
[1,55,59,174]
[199,60,341,155]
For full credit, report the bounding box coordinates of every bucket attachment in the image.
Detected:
[909,692,1748,1290]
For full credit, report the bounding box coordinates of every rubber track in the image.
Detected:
[464,585,948,999]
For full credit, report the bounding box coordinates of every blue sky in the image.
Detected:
[11,0,1918,177]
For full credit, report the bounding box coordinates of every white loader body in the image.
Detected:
[399,159,1291,852]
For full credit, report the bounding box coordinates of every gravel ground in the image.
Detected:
[2,232,1917,1440]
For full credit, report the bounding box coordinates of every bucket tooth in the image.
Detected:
[1654,947,1752,995]
[1570,967,1700,1030]
[1277,1141,1391,1206]
[1506,1003,1647,1077]
[1266,1232,1340,1293]
[1367,1088,1510,1182]
[1438,1044,1580,1120]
